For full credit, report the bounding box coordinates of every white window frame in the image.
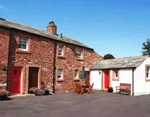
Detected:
[18,37,28,51]
[77,50,82,58]
[58,45,63,56]
[58,69,63,79]
[146,66,150,80]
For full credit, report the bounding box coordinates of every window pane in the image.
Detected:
[115,71,118,77]
[77,51,82,58]
[75,70,78,78]
[146,67,150,79]
[147,73,149,78]
[19,37,28,50]
[59,45,63,55]
[114,71,118,79]
[58,69,63,79]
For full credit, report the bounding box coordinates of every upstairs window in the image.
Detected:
[112,70,119,81]
[19,37,28,51]
[77,50,82,58]
[58,69,63,79]
[58,45,64,56]
[74,70,79,79]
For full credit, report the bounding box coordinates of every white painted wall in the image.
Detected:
[90,69,133,94]
[90,70,101,90]
[134,58,150,96]
[110,69,133,94]
[91,58,150,96]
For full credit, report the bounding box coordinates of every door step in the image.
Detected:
[9,94,35,98]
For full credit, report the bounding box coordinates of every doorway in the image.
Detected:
[10,67,21,93]
[104,70,110,89]
[29,67,39,89]
[85,71,90,84]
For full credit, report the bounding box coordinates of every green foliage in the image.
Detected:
[142,38,150,55]
[104,54,115,60]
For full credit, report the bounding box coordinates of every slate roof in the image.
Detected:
[91,55,149,69]
[0,18,92,49]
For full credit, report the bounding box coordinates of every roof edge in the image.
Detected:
[0,24,93,50]
[90,67,137,70]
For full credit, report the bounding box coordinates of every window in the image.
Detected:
[112,70,119,81]
[146,66,150,81]
[19,37,28,50]
[58,45,63,56]
[77,50,82,58]
[75,70,79,79]
[58,69,63,79]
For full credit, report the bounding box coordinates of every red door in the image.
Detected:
[9,67,21,93]
[105,70,110,89]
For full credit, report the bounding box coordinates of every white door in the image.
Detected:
[90,70,101,90]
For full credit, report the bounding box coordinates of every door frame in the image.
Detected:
[102,70,111,90]
[9,64,25,94]
[26,65,41,94]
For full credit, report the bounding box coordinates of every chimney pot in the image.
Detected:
[47,21,57,35]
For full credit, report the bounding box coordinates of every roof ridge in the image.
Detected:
[6,19,44,32]
[92,55,148,69]
[100,55,149,61]
[62,36,77,41]
[0,18,93,50]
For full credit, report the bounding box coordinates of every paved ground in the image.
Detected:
[0,90,150,117]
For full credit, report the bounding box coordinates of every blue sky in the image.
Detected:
[0,0,150,58]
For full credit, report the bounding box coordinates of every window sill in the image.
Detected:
[57,55,66,59]
[77,58,85,61]
[73,79,80,81]
[16,49,31,54]
[145,78,150,82]
[112,79,119,81]
[57,79,65,82]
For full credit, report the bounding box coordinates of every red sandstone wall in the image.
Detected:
[1,27,101,94]
[8,30,54,93]
[0,27,10,92]
[55,42,102,93]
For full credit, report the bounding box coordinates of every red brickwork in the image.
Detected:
[0,27,102,94]
[55,42,101,93]
[8,30,54,93]
[0,27,10,93]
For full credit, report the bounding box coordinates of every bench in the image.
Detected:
[116,83,131,95]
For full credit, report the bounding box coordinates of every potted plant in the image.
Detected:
[44,89,50,95]
[107,85,113,93]
[29,87,35,94]
[0,89,9,100]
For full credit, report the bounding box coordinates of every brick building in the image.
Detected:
[0,18,102,94]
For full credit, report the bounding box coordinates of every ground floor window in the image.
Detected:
[74,70,79,79]
[112,70,119,81]
[146,66,150,81]
[58,68,63,79]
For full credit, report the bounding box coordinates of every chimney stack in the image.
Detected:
[47,21,57,35]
